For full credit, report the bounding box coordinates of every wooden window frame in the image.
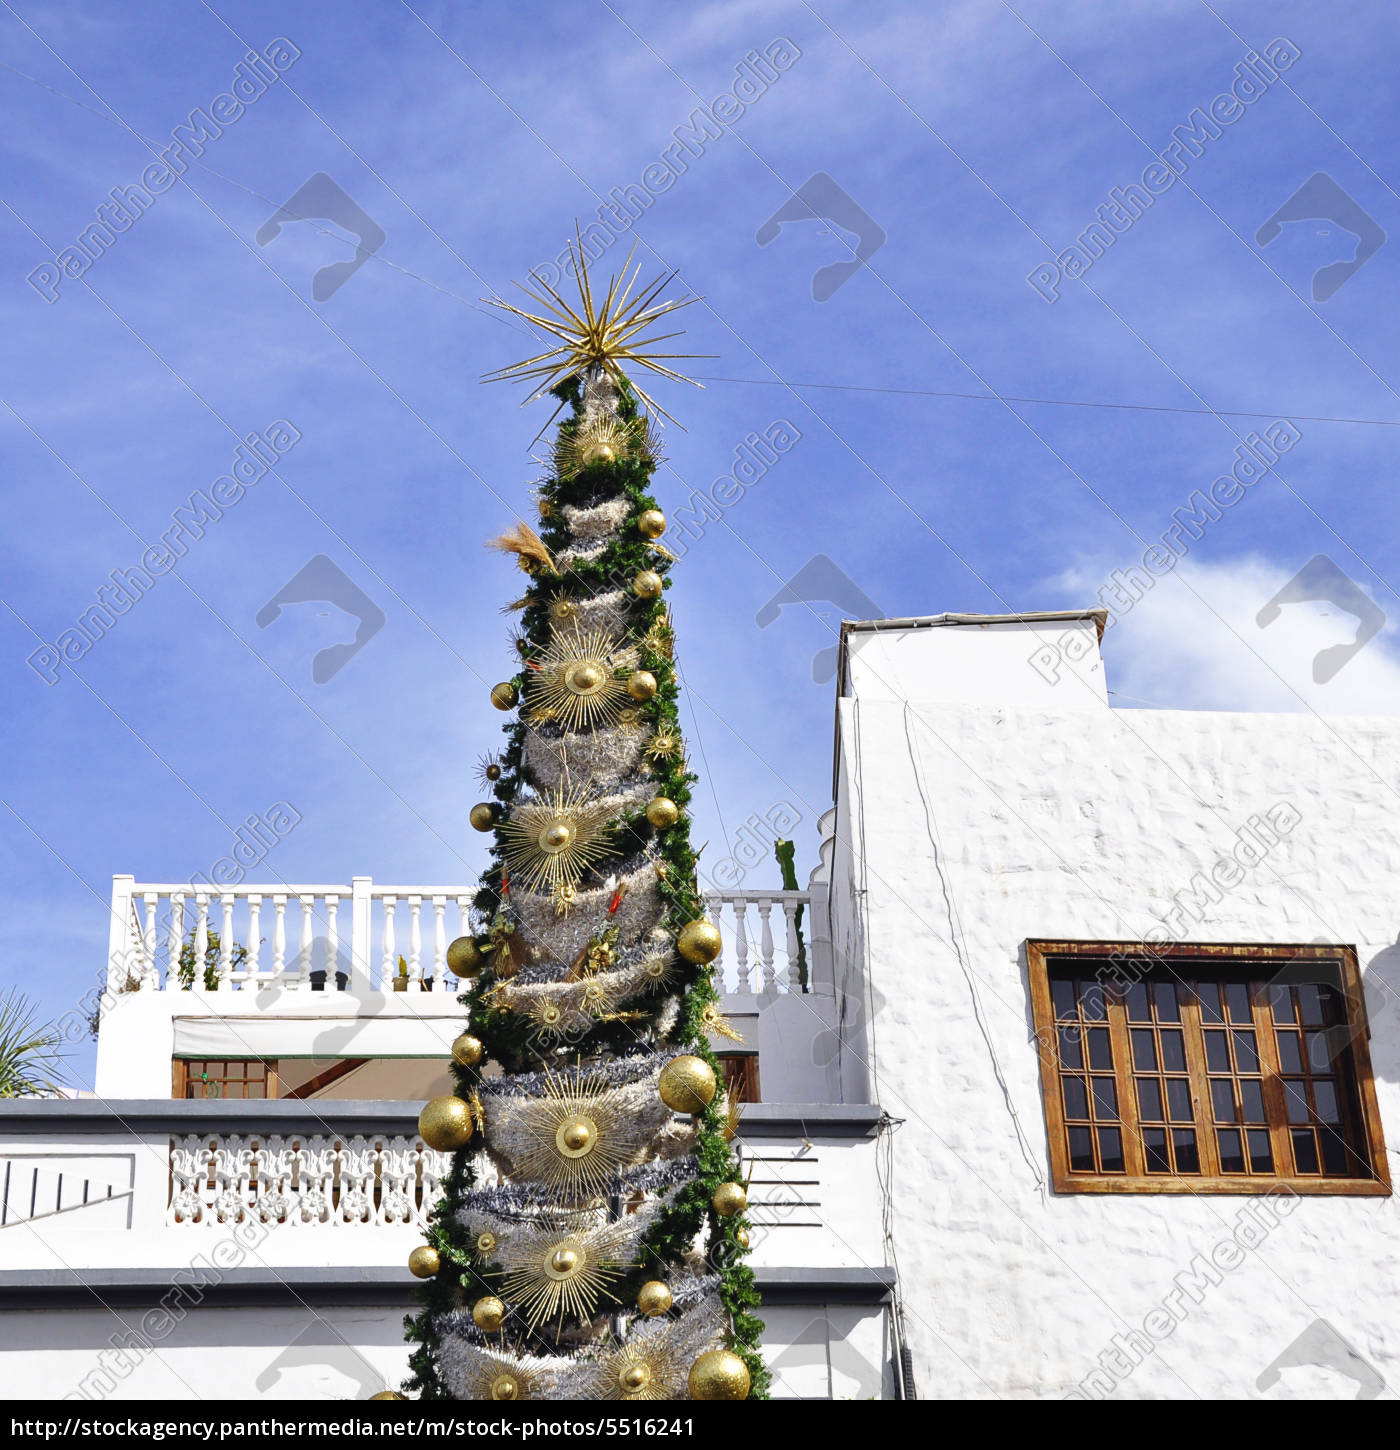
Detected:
[719,1053,761,1105]
[1027,940,1390,1196]
[173,1058,278,1101]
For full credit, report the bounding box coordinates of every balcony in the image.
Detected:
[97,871,863,1107]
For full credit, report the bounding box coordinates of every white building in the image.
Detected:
[2,609,1395,1399]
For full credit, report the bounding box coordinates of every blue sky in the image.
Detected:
[5,0,1400,1083]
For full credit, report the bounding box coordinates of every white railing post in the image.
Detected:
[432,896,447,985]
[351,876,373,988]
[325,895,340,990]
[298,896,315,987]
[218,894,235,989]
[246,895,263,985]
[408,896,423,987]
[106,875,138,996]
[382,895,398,992]
[193,894,210,992]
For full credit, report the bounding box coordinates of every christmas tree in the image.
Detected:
[400,238,767,1402]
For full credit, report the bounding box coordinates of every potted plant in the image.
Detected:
[392,954,410,992]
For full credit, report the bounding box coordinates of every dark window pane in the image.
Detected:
[1246,1128,1273,1173]
[1125,982,1151,1021]
[1240,1080,1266,1122]
[1067,1125,1095,1172]
[1160,1030,1186,1072]
[1306,1032,1333,1072]
[1276,1034,1303,1073]
[1292,1128,1320,1174]
[1284,1082,1312,1124]
[1320,1127,1350,1176]
[1087,1030,1113,1071]
[1296,984,1325,1025]
[1166,1078,1193,1122]
[1269,983,1296,1022]
[1233,1031,1259,1072]
[1131,1029,1158,1071]
[1091,1078,1118,1120]
[1173,1129,1200,1173]
[1081,984,1108,1020]
[1204,1032,1231,1072]
[1198,984,1224,1023]
[1217,1128,1245,1173]
[1225,983,1252,1023]
[246,1082,265,1099]
[1098,1127,1124,1173]
[1318,985,1343,1024]
[1057,1025,1083,1069]
[1313,1080,1340,1122]
[1154,982,1181,1021]
[1137,1078,1164,1121]
[1063,1077,1089,1120]
[1052,978,1077,1021]
[1211,1079,1237,1123]
[1142,1127,1170,1172]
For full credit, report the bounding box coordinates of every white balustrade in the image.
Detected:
[167,1132,453,1227]
[108,878,817,998]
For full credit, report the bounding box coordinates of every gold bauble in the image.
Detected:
[637,1281,672,1317]
[489,1373,520,1401]
[451,1032,484,1068]
[407,1245,440,1278]
[637,509,666,539]
[541,821,574,852]
[418,1095,475,1151]
[689,1349,751,1401]
[469,802,499,832]
[712,1182,747,1217]
[446,936,484,977]
[677,919,722,965]
[549,1247,580,1276]
[632,570,663,600]
[559,1117,595,1153]
[736,1228,750,1249]
[369,1391,405,1400]
[472,1296,507,1332]
[566,662,605,695]
[490,681,519,711]
[582,440,616,467]
[484,762,503,781]
[658,1054,717,1113]
[621,1363,651,1392]
[627,670,657,702]
[645,797,679,830]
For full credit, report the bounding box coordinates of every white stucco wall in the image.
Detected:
[834,617,1400,1399]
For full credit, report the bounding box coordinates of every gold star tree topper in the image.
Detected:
[482,229,708,425]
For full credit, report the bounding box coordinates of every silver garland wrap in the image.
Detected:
[513,856,663,963]
[522,721,649,793]
[434,1278,725,1400]
[563,496,631,542]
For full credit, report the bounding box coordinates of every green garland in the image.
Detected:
[403,374,768,1399]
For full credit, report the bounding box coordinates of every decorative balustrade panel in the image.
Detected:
[167,1133,453,1227]
[109,877,818,997]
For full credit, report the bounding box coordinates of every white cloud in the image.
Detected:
[1052,554,1400,714]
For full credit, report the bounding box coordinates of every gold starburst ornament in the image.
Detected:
[499,785,620,907]
[526,626,633,732]
[504,1067,639,1200]
[482,231,708,426]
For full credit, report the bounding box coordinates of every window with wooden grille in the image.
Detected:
[1027,942,1388,1195]
[720,1054,761,1105]
[175,1059,276,1100]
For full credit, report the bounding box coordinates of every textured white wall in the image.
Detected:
[835,620,1400,1400]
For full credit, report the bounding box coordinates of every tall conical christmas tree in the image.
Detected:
[402,239,767,1402]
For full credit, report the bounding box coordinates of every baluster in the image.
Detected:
[247,895,262,984]
[326,895,340,990]
[193,895,210,991]
[432,897,447,984]
[382,896,397,990]
[757,897,776,993]
[783,898,802,993]
[733,900,752,995]
[218,894,235,988]
[298,896,314,986]
[167,893,185,992]
[272,895,287,978]
[142,892,159,986]
[408,896,423,986]
[456,895,471,941]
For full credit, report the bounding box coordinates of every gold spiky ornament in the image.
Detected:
[482,230,708,426]
[526,625,633,732]
[498,785,620,908]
